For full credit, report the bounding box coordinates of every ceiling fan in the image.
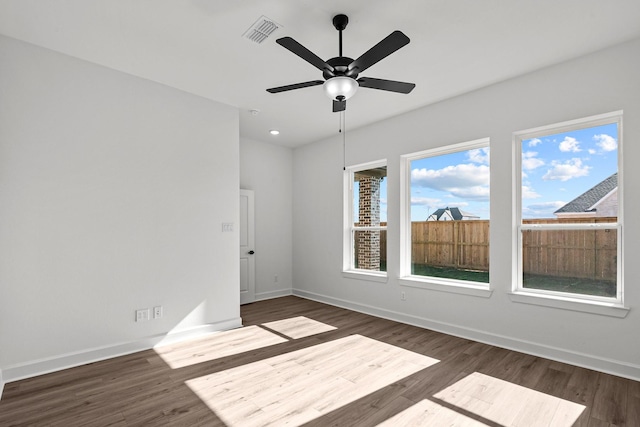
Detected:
[266,14,415,112]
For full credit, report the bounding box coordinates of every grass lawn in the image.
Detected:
[409,264,616,298]
[523,273,616,298]
[365,262,615,298]
[411,264,489,283]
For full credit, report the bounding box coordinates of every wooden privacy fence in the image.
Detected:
[521,218,617,282]
[375,217,616,281]
[408,220,490,272]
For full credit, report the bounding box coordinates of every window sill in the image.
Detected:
[343,270,388,283]
[399,276,492,298]
[508,291,629,318]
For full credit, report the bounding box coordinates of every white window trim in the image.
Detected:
[343,159,388,279]
[513,111,625,314]
[343,270,388,282]
[508,292,629,318]
[399,276,493,298]
[399,138,491,297]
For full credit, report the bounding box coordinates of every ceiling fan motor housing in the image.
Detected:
[323,57,356,80]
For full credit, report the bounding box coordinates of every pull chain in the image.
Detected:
[340,110,346,170]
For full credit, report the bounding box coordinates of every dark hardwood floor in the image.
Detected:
[1,296,638,426]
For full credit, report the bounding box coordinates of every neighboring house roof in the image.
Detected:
[554,173,617,214]
[428,207,479,221]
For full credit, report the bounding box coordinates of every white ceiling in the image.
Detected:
[1,1,639,148]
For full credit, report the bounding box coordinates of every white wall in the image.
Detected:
[0,36,241,381]
[240,137,293,300]
[293,38,640,379]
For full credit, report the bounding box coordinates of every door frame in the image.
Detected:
[240,189,256,304]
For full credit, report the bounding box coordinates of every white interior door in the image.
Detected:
[240,189,255,304]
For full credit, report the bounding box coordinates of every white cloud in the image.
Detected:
[411,164,489,201]
[522,201,566,218]
[594,134,617,152]
[559,136,581,153]
[542,158,591,181]
[522,151,544,170]
[411,196,441,207]
[467,148,490,164]
[522,185,541,199]
[588,148,597,155]
[451,186,490,199]
[528,138,542,147]
[527,201,566,211]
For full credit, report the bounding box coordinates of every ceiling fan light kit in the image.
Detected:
[324,76,358,100]
[267,13,415,112]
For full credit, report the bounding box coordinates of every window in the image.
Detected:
[400,139,491,294]
[343,160,387,278]
[514,112,623,309]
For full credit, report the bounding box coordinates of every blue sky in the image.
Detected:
[408,123,618,221]
[409,148,490,221]
[521,123,618,218]
[358,123,618,222]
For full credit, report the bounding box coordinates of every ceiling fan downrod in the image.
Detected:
[332,14,349,57]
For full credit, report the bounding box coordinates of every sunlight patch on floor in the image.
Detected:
[154,325,287,369]
[155,316,338,369]
[377,398,489,426]
[186,334,439,426]
[261,316,337,339]
[379,372,585,426]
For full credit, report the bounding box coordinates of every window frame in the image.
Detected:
[399,138,492,297]
[343,159,388,281]
[512,111,627,315]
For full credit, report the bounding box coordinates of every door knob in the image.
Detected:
[248,250,255,255]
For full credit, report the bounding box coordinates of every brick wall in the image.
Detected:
[357,176,381,270]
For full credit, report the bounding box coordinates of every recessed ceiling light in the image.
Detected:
[269,129,280,135]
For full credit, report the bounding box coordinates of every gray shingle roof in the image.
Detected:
[430,207,463,220]
[428,207,479,220]
[554,173,617,214]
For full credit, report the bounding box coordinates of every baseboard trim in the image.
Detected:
[1,317,242,385]
[293,289,640,381]
[254,289,293,302]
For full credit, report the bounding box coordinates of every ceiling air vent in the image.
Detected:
[243,15,281,44]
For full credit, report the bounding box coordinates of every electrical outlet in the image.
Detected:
[135,309,150,322]
[274,275,278,283]
[153,306,163,319]
[401,291,406,301]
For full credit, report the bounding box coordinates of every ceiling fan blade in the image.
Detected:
[347,31,410,75]
[277,37,335,75]
[267,80,324,94]
[357,77,415,94]
[333,99,346,112]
